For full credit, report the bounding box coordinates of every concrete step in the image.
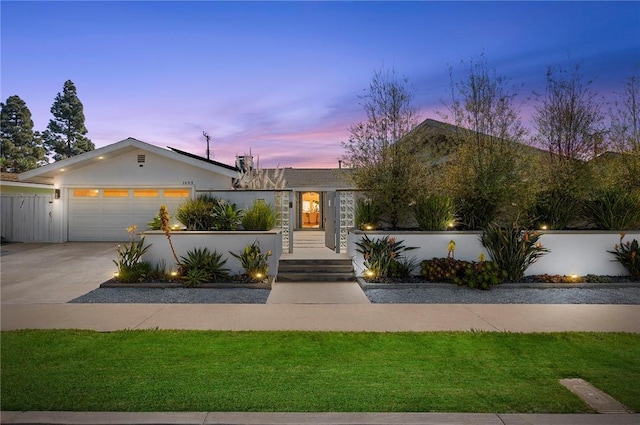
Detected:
[277,272,355,282]
[278,264,354,273]
[277,259,355,282]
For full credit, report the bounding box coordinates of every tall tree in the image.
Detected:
[43,80,94,161]
[341,67,424,228]
[533,64,605,161]
[440,54,530,229]
[532,63,604,199]
[606,74,640,190]
[609,75,640,154]
[0,95,47,172]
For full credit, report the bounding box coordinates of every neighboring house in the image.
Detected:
[15,137,238,242]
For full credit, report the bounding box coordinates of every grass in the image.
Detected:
[1,330,639,413]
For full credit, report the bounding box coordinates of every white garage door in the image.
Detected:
[68,188,190,241]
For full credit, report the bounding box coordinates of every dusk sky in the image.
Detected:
[2,1,639,168]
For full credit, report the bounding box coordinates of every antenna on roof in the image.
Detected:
[202,131,212,160]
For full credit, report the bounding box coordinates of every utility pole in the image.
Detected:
[203,131,211,160]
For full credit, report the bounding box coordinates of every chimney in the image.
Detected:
[338,160,342,169]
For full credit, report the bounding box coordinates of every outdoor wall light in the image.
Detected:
[54,189,60,199]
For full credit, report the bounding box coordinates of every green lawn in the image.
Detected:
[1,330,638,413]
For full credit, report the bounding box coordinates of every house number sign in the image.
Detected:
[182,181,194,186]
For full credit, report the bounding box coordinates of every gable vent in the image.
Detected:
[137,155,146,163]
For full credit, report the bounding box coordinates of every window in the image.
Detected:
[133,189,158,197]
[163,189,190,198]
[73,189,99,197]
[104,189,129,197]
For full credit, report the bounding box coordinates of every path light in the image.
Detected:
[113,271,119,278]
[447,221,455,229]
[365,270,375,278]
[540,224,548,230]
[253,272,264,281]
[364,224,375,231]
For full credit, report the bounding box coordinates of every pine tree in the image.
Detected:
[0,95,47,172]
[43,80,94,161]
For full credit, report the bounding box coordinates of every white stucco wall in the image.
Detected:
[348,230,638,278]
[53,148,232,189]
[142,230,283,277]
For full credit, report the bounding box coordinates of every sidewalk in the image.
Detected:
[2,411,640,425]
[2,302,640,332]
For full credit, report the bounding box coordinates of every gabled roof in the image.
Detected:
[168,146,238,172]
[278,168,354,190]
[18,137,238,183]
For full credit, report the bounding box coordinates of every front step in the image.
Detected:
[277,259,355,282]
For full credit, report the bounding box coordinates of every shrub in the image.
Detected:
[583,189,640,230]
[355,234,416,279]
[480,224,549,281]
[212,199,243,231]
[113,225,151,272]
[354,198,382,230]
[420,256,505,289]
[175,195,218,230]
[147,214,162,230]
[388,256,419,279]
[414,194,455,231]
[116,261,154,283]
[179,247,230,285]
[230,240,272,282]
[530,189,582,230]
[420,257,466,282]
[242,200,276,231]
[455,194,499,230]
[608,234,640,280]
[181,268,212,287]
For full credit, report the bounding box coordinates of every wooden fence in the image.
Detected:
[0,194,55,242]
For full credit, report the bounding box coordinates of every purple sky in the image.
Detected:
[2,1,639,168]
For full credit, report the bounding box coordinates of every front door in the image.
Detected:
[301,192,321,229]
[324,191,336,250]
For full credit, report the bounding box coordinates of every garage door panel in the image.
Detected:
[68,188,191,241]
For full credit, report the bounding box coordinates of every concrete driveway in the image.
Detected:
[1,242,117,304]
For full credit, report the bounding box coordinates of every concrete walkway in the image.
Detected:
[2,411,639,425]
[2,242,640,425]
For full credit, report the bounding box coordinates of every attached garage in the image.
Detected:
[68,187,190,241]
[17,138,238,242]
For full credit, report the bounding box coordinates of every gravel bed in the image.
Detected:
[69,287,270,304]
[364,287,640,304]
[69,285,640,305]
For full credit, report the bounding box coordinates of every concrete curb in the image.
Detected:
[3,412,640,425]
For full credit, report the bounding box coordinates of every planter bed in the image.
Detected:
[101,276,272,290]
[358,276,638,290]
